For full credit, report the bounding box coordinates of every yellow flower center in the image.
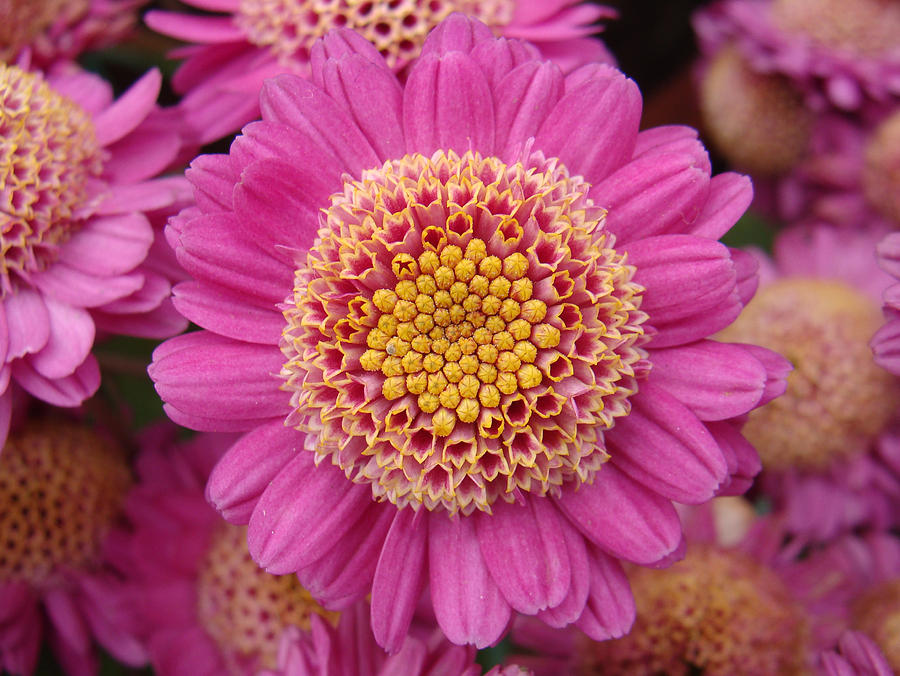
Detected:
[700,46,812,176]
[236,0,514,71]
[0,0,90,61]
[852,579,900,672]
[771,0,900,57]
[0,421,131,587]
[0,64,103,297]
[719,278,900,472]
[579,545,810,675]
[195,523,339,673]
[282,149,648,515]
[863,110,900,226]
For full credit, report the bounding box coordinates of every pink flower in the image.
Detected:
[694,0,900,112]
[873,231,900,374]
[145,0,617,144]
[1,0,146,67]
[150,15,787,651]
[0,418,145,675]
[819,632,893,676]
[0,59,190,447]
[720,223,900,542]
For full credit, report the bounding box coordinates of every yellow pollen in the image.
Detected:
[196,523,338,672]
[0,421,131,586]
[282,150,648,514]
[0,64,103,297]
[719,278,900,472]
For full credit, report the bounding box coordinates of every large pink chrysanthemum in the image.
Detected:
[1,0,146,67]
[719,223,900,542]
[0,59,189,446]
[0,417,145,676]
[146,0,617,145]
[150,15,788,651]
[694,0,900,112]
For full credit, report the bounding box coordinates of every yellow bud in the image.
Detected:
[479,255,503,280]
[433,308,451,327]
[497,351,522,373]
[473,328,492,345]
[459,355,479,375]
[381,356,403,377]
[427,372,448,395]
[439,384,461,409]
[459,337,477,355]
[513,340,537,363]
[508,318,532,340]
[413,313,435,333]
[456,398,480,423]
[377,314,399,336]
[416,276,437,297]
[477,363,497,384]
[396,322,418,342]
[434,266,455,290]
[478,383,501,408]
[477,343,499,364]
[360,349,386,371]
[444,342,462,362]
[401,351,423,373]
[469,275,489,297]
[439,245,463,268]
[464,238,487,262]
[423,353,444,373]
[418,392,440,413]
[432,407,457,436]
[516,364,543,389]
[418,250,440,274]
[443,361,464,383]
[411,334,432,354]
[510,278,533,302]
[458,375,480,399]
[449,282,468,304]
[481,295,501,316]
[492,331,514,351]
[462,295,482,312]
[488,276,511,299]
[502,253,529,280]
[406,371,428,394]
[429,326,444,340]
[385,338,410,357]
[432,338,449,354]
[366,328,390,350]
[496,372,518,395]
[532,323,561,349]
[392,299,417,322]
[499,299,521,322]
[395,279,418,301]
[433,290,452,308]
[382,376,406,400]
[373,289,398,313]
[520,299,547,323]
[454,258,477,283]
[484,316,505,333]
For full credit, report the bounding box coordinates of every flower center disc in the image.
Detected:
[0,422,131,587]
[0,64,103,297]
[719,278,900,472]
[236,0,514,70]
[196,523,338,672]
[0,0,89,61]
[282,150,648,515]
[770,0,900,57]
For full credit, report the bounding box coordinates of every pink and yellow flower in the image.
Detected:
[150,16,787,650]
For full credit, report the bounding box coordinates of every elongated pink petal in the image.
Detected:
[144,11,245,43]
[96,177,191,216]
[43,589,91,661]
[11,355,99,407]
[309,28,389,81]
[706,420,761,496]
[535,513,590,628]
[172,281,284,345]
[495,61,564,161]
[58,213,153,277]
[575,545,636,640]
[103,127,181,184]
[4,288,50,359]
[689,172,753,240]
[429,513,512,647]
[32,263,144,308]
[555,464,682,565]
[28,298,94,380]
[185,154,239,213]
[93,69,161,147]
[371,508,428,653]
[606,382,728,504]
[419,13,494,57]
[476,497,571,614]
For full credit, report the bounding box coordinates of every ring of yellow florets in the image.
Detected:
[281,149,649,515]
[196,523,339,672]
[236,0,514,70]
[0,64,103,297]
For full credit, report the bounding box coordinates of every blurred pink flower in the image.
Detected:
[150,15,787,652]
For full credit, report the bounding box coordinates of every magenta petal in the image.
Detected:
[172,281,284,345]
[371,508,428,653]
[873,319,900,374]
[589,152,710,244]
[28,298,94,380]
[574,545,635,641]
[95,177,190,216]
[706,420,761,497]
[93,69,161,147]
[319,55,405,162]
[297,503,394,607]
[248,453,374,573]
[149,331,289,423]
[5,288,50,359]
[403,52,495,156]
[689,172,753,240]
[58,213,153,277]
[606,382,728,504]
[0,388,11,447]
[495,61,564,161]
[12,355,99,407]
[104,127,180,184]
[555,463,682,565]
[648,340,767,420]
[206,421,300,524]
[476,497,570,615]
[143,11,245,43]
[419,13,494,56]
[534,68,640,183]
[32,263,144,308]
[429,513,511,648]
[309,28,389,82]
[730,247,760,305]
[739,344,791,407]
[469,37,540,89]
[43,588,90,659]
[185,154,239,213]
[535,513,590,628]
[632,125,707,164]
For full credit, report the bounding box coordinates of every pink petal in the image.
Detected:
[730,247,760,305]
[371,508,428,653]
[419,13,494,57]
[403,52,495,156]
[5,288,50,359]
[185,154,239,213]
[160,403,276,433]
[648,340,768,420]
[43,588,90,660]
[93,69,161,147]
[606,382,728,504]
[149,331,289,425]
[429,513,512,647]
[534,67,640,183]
[533,37,616,75]
[495,61,564,161]
[103,127,181,184]
[93,300,188,340]
[632,125,706,163]
[32,263,144,308]
[873,319,900,375]
[535,513,590,628]
[58,213,153,277]
[706,420,761,497]
[469,37,540,88]
[96,177,191,216]
[739,344,791,407]
[144,11,245,43]
[11,355,100,407]
[476,497,571,614]
[247,452,374,573]
[555,463,682,565]
[574,545,636,641]
[688,172,753,240]
[309,28,389,81]
[502,4,607,40]
[172,280,284,345]
[0,388,10,447]
[28,298,94,380]
[206,420,301,524]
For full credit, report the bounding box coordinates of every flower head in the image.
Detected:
[0,418,144,675]
[151,15,787,651]
[0,61,189,447]
[146,1,617,144]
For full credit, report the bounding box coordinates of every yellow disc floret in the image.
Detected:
[282,149,648,514]
[0,64,103,297]
[196,523,339,673]
[719,278,900,472]
[0,421,131,587]
[237,0,515,71]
